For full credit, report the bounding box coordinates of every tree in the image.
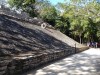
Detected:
[8,0,100,43]
[55,0,100,43]
[36,0,57,26]
[39,5,57,25]
[55,16,70,35]
[8,0,36,16]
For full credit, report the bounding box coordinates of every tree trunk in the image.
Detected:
[79,35,82,44]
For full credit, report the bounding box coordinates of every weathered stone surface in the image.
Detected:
[0,8,89,75]
[0,56,11,75]
[0,70,5,75]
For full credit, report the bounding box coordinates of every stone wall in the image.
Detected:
[0,8,54,29]
[0,56,11,75]
[0,48,77,75]
[0,7,89,75]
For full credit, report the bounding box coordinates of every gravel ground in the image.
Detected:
[21,48,100,75]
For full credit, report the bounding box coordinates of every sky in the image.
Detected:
[48,0,100,5]
[48,0,66,5]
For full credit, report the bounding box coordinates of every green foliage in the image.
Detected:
[55,16,70,34]
[8,0,35,9]
[8,0,100,43]
[36,0,57,25]
[56,0,100,43]
[8,0,36,16]
[39,6,57,21]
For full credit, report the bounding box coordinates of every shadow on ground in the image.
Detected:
[20,49,100,75]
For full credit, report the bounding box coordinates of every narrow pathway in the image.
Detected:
[21,48,100,75]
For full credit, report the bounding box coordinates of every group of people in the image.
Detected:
[87,42,98,48]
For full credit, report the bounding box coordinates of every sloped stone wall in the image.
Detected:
[0,56,11,75]
[1,48,76,75]
[0,8,53,29]
[0,8,89,75]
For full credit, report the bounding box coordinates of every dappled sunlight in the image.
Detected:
[21,48,100,75]
[83,48,100,55]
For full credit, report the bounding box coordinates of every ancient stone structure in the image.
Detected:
[0,6,53,29]
[0,8,89,75]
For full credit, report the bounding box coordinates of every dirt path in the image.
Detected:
[21,48,100,75]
